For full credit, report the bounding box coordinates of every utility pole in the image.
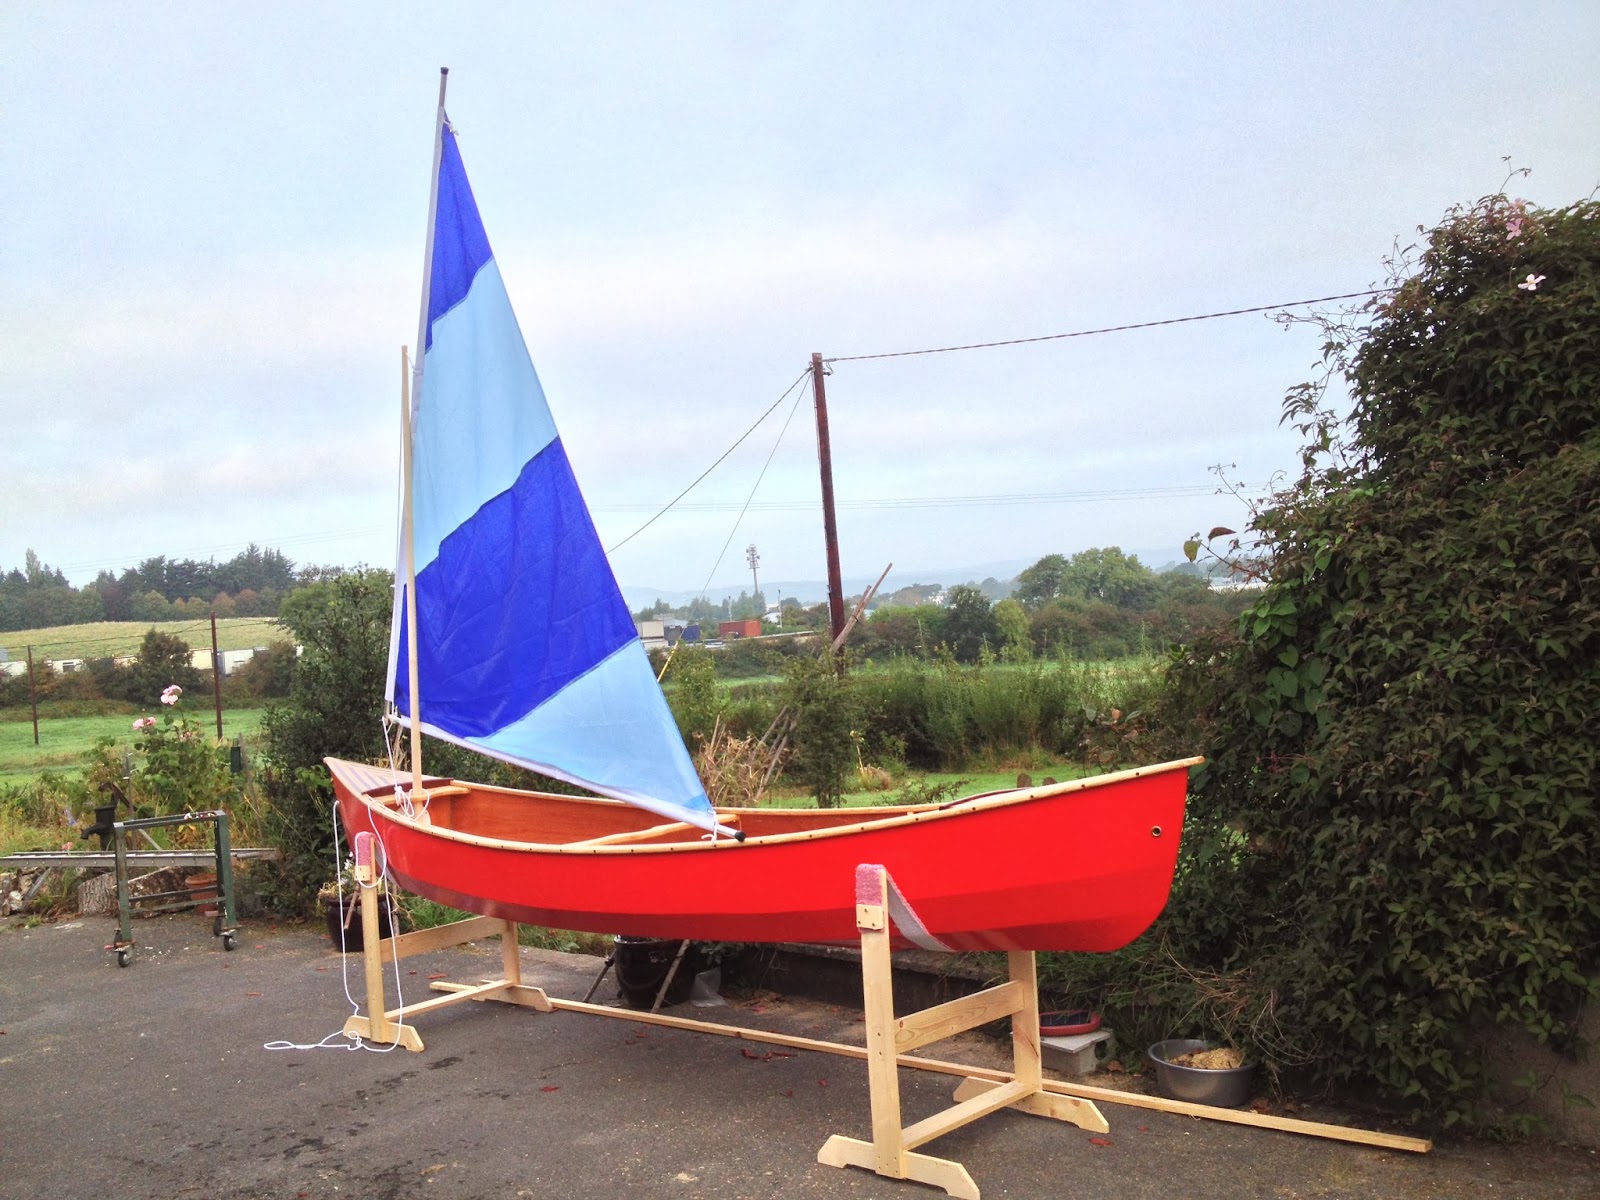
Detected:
[746,544,760,617]
[26,644,39,746]
[811,352,846,644]
[210,610,225,739]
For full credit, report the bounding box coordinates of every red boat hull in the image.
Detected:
[328,758,1197,953]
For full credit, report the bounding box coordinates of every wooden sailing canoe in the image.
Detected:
[328,755,1199,953]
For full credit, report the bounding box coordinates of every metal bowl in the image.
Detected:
[1147,1039,1257,1108]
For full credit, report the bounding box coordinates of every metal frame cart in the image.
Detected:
[109,810,239,966]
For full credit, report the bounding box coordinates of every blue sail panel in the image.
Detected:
[411,259,558,572]
[469,642,711,822]
[394,438,638,733]
[390,111,714,829]
[426,121,493,349]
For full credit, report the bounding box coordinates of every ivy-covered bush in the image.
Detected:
[1173,192,1599,1122]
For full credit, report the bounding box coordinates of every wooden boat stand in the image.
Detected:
[811,865,1106,1198]
[341,863,1427,1195]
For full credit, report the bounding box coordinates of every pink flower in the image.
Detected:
[160,692,179,705]
[1517,273,1546,292]
[1505,199,1528,240]
[132,716,157,731]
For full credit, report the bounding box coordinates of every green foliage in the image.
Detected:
[115,628,203,704]
[663,647,723,746]
[779,655,1170,773]
[782,652,861,808]
[1014,554,1070,608]
[224,640,297,700]
[992,598,1032,664]
[1167,192,1600,1123]
[258,569,395,909]
[942,584,997,663]
[129,702,244,818]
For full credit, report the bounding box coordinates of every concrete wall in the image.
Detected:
[1486,1003,1598,1145]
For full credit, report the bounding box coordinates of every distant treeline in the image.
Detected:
[0,546,343,632]
[649,549,1253,675]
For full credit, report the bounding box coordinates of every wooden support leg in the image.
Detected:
[817,866,1106,1198]
[816,866,980,1199]
[501,920,522,986]
[342,881,424,1051]
[341,911,551,1050]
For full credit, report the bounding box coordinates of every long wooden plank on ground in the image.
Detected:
[523,995,1430,1153]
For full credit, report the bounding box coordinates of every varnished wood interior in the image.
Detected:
[402,781,937,847]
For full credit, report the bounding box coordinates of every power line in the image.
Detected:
[606,368,812,555]
[823,289,1388,364]
[593,482,1265,515]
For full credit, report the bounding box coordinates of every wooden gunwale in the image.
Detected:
[332,756,1202,858]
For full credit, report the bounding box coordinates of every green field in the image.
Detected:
[2,618,288,663]
[0,709,267,784]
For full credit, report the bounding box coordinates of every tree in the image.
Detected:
[1170,191,1600,1119]
[783,651,859,808]
[1058,547,1159,610]
[942,585,997,663]
[260,569,395,903]
[124,628,203,703]
[130,589,171,622]
[991,598,1032,663]
[90,570,131,621]
[1014,554,1069,609]
[851,604,942,659]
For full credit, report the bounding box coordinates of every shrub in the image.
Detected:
[1168,190,1600,1123]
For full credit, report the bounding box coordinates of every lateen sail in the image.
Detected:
[387,115,716,832]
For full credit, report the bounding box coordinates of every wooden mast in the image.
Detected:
[402,66,451,799]
[811,352,847,644]
[401,346,424,799]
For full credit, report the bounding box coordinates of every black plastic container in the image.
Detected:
[324,893,394,952]
[614,936,698,1009]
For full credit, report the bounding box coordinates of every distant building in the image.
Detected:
[184,646,275,676]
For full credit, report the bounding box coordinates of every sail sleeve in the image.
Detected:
[390,118,716,831]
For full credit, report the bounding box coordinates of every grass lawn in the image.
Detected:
[0,708,266,785]
[1,617,286,663]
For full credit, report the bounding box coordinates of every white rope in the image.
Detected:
[381,709,427,820]
[263,795,412,1053]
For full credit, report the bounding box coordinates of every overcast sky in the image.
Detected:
[5,3,1597,601]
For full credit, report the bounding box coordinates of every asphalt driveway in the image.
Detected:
[1,912,1595,1200]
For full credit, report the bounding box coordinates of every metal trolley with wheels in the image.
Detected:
[111,810,239,967]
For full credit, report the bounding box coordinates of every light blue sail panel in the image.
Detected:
[391,117,714,830]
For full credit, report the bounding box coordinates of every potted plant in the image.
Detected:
[319,859,397,952]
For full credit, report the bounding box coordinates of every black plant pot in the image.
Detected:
[614,936,699,1009]
[323,893,394,952]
